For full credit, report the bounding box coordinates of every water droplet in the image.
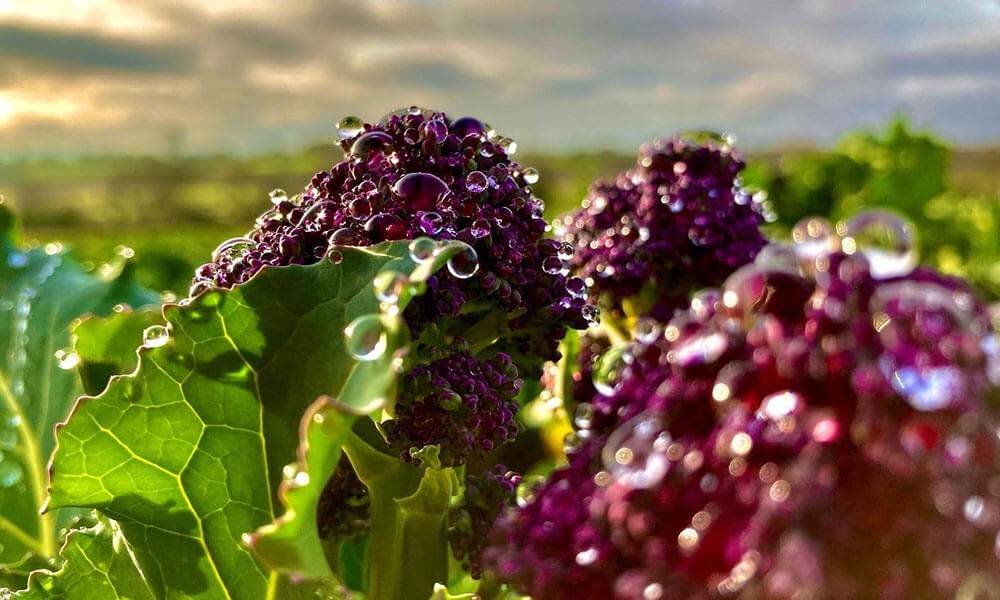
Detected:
[6,251,28,269]
[669,331,729,367]
[542,256,564,275]
[421,119,448,143]
[54,349,80,370]
[452,116,487,138]
[211,237,255,262]
[349,198,373,220]
[759,390,803,420]
[466,171,489,193]
[393,172,449,211]
[0,461,23,487]
[791,216,837,260]
[364,213,407,242]
[843,210,917,279]
[592,345,629,396]
[0,428,16,451]
[887,364,966,411]
[417,211,444,235]
[557,242,575,261]
[142,325,171,349]
[350,131,393,159]
[575,548,599,566]
[498,137,517,155]
[373,271,409,304]
[479,212,505,239]
[408,237,437,263]
[574,403,595,430]
[344,315,388,361]
[336,116,364,140]
[522,167,539,185]
[447,246,479,279]
[566,276,587,299]
[330,227,364,246]
[470,219,491,239]
[268,189,288,205]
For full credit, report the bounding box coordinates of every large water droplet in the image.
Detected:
[344,315,388,361]
[592,345,629,396]
[447,246,480,279]
[336,116,364,140]
[452,116,487,138]
[843,210,917,279]
[393,172,449,211]
[408,237,437,263]
[350,131,393,159]
[142,325,171,349]
[373,271,409,304]
[211,237,255,262]
[542,256,565,275]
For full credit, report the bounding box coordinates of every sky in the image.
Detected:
[1,0,999,158]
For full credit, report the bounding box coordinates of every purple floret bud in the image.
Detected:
[449,465,521,578]
[562,133,767,322]
[382,351,522,467]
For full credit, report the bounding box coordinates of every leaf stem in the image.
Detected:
[0,369,55,557]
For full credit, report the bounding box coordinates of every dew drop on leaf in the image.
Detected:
[54,349,80,370]
[373,271,409,304]
[0,461,23,487]
[142,325,171,349]
[344,315,388,361]
[408,237,437,263]
[447,246,480,279]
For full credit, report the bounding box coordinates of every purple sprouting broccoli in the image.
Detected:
[192,109,591,555]
[449,465,521,578]
[485,212,1000,599]
[193,107,589,375]
[562,133,768,323]
[382,349,522,467]
[562,134,769,412]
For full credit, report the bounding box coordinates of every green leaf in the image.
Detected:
[72,309,164,396]
[8,517,154,600]
[0,203,159,590]
[47,240,468,599]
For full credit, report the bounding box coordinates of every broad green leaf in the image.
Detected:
[9,517,154,600]
[48,240,468,599]
[72,309,163,396]
[246,241,468,585]
[0,203,159,591]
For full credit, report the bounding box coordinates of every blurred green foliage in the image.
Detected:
[743,116,1000,298]
[2,117,998,299]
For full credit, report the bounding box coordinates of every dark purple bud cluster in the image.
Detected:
[449,465,521,578]
[561,134,767,322]
[192,108,590,368]
[382,350,522,467]
[485,212,1000,599]
[316,455,370,541]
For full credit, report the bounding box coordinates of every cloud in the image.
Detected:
[0,23,190,73]
[0,0,998,158]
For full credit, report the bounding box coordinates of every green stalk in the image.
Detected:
[344,434,456,600]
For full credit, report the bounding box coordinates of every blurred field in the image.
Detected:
[2,119,998,299]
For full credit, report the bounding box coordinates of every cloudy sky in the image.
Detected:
[1,0,999,158]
